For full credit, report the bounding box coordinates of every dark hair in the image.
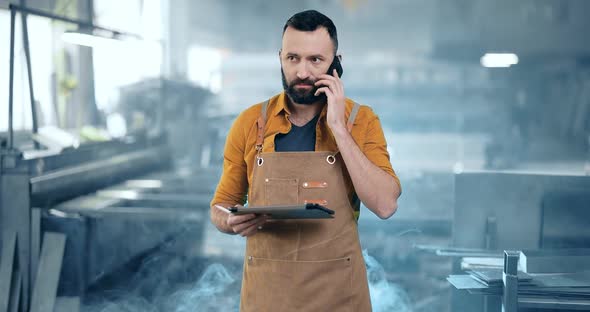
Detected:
[283,10,338,52]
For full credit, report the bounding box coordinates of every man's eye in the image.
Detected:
[287,56,297,61]
[312,58,321,63]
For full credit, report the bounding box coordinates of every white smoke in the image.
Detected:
[363,249,413,312]
[83,261,240,312]
[163,263,238,312]
[83,250,412,311]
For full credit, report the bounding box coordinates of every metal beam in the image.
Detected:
[30,147,168,198]
[19,6,38,139]
[55,206,204,221]
[7,4,139,38]
[502,250,520,312]
[29,233,66,312]
[0,173,31,312]
[96,190,213,203]
[0,232,16,312]
[8,272,21,312]
[30,208,41,289]
[7,8,16,150]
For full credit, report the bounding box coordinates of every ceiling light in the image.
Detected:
[480,53,519,68]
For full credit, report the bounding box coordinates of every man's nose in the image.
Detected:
[296,62,311,80]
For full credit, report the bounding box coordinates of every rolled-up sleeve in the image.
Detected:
[210,113,249,206]
[362,112,402,193]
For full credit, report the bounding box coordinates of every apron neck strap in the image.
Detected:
[255,100,270,154]
[346,101,360,132]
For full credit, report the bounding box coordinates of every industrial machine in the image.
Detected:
[0,121,223,311]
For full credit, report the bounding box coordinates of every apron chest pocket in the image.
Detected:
[264,178,299,206]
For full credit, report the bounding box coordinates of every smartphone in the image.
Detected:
[327,55,343,77]
[316,56,343,102]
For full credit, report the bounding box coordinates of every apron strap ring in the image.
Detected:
[326,154,336,165]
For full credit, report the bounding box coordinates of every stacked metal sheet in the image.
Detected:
[448,269,590,301]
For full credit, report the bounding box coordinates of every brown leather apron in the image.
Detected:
[239,100,372,311]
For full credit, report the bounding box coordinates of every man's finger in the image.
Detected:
[239,217,268,237]
[314,87,326,96]
[232,216,260,233]
[315,87,334,99]
[227,213,256,227]
[240,222,262,237]
[240,225,258,237]
[232,215,267,234]
[315,86,330,96]
[316,76,343,94]
[314,79,337,91]
[318,73,338,81]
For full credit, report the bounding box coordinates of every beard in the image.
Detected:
[281,68,327,105]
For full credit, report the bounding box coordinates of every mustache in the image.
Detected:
[290,78,316,87]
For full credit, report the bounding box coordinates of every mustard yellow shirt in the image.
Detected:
[211,92,400,219]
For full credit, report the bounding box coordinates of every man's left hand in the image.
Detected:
[315,69,347,132]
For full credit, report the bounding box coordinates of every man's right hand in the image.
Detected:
[227,206,268,237]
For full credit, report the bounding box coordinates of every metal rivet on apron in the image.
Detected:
[248,256,253,262]
[302,182,308,187]
[265,178,269,182]
[326,155,336,164]
[257,157,264,166]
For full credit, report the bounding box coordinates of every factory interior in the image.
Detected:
[1,0,590,311]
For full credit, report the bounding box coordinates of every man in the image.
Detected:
[210,10,401,311]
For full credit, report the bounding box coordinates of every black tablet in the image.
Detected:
[229,203,334,219]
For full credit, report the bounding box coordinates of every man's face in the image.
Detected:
[280,26,335,105]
